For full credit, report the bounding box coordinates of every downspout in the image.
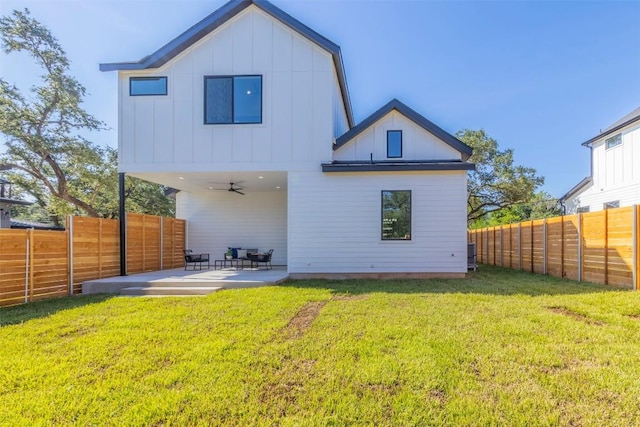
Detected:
[119,172,127,276]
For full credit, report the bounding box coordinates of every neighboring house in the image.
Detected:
[561,107,640,214]
[100,0,474,278]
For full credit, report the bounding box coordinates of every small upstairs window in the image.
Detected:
[387,130,402,158]
[205,75,262,124]
[577,206,590,213]
[130,77,167,96]
[605,133,622,149]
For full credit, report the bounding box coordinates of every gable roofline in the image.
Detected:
[333,99,473,161]
[581,107,640,147]
[559,176,592,202]
[99,0,354,127]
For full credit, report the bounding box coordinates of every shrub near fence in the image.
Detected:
[468,206,639,290]
[0,214,185,306]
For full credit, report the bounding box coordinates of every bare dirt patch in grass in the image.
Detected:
[283,302,327,339]
[547,306,604,325]
[331,294,369,301]
[626,314,640,320]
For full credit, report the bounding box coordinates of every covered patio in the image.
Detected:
[83,266,289,296]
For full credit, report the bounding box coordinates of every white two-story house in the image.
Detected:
[100,0,474,278]
[561,107,640,214]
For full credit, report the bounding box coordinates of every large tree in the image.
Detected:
[458,129,544,224]
[0,9,174,224]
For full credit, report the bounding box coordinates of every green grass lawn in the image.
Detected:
[2,266,640,426]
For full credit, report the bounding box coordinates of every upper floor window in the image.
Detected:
[577,206,590,213]
[603,200,619,210]
[129,77,167,96]
[387,130,402,158]
[605,133,622,149]
[204,75,262,124]
[381,190,411,240]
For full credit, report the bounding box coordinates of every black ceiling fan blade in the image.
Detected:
[232,189,245,195]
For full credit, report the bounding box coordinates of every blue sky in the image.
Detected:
[1,0,639,198]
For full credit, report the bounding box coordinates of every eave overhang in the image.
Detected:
[321,160,475,173]
[334,99,473,161]
[581,111,640,147]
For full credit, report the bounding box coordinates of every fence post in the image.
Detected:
[28,228,34,302]
[24,229,30,303]
[604,208,609,285]
[578,213,582,282]
[68,216,74,295]
[560,216,565,278]
[499,225,503,267]
[98,218,103,279]
[543,219,547,275]
[530,221,534,272]
[160,217,164,270]
[485,228,489,265]
[633,205,638,290]
[518,222,522,271]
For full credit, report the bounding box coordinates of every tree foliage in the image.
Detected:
[458,129,545,224]
[0,9,174,224]
[469,191,563,229]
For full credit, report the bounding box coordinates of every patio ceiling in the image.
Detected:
[128,171,288,194]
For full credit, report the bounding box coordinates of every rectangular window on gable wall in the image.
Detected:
[605,133,622,149]
[204,75,262,124]
[603,200,619,210]
[387,130,402,158]
[381,190,411,240]
[129,77,168,96]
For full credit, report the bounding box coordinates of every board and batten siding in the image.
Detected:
[567,123,640,212]
[176,190,287,265]
[287,171,468,273]
[334,111,462,162]
[118,6,339,175]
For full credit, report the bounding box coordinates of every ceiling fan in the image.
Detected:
[213,182,245,195]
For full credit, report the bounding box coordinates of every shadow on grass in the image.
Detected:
[278,265,622,297]
[0,294,114,327]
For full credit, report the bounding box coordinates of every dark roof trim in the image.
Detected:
[11,219,64,230]
[0,197,32,206]
[581,110,640,147]
[334,99,472,161]
[322,160,475,173]
[559,176,592,202]
[99,0,354,127]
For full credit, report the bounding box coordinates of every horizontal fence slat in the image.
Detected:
[469,206,637,289]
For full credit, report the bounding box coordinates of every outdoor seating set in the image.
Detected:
[183,248,273,271]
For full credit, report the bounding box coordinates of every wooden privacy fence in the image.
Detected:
[0,213,185,306]
[468,205,639,290]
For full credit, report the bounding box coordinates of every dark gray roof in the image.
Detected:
[559,176,592,202]
[334,99,473,161]
[0,197,32,206]
[322,160,475,173]
[99,0,354,128]
[11,219,64,230]
[581,107,640,147]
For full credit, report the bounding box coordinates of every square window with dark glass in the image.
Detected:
[205,75,262,124]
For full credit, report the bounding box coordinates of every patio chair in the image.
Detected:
[184,249,210,270]
[252,249,273,270]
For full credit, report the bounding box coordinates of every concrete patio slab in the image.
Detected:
[82,266,289,296]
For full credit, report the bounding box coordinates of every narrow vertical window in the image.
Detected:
[387,130,402,158]
[129,77,167,96]
[381,190,411,240]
